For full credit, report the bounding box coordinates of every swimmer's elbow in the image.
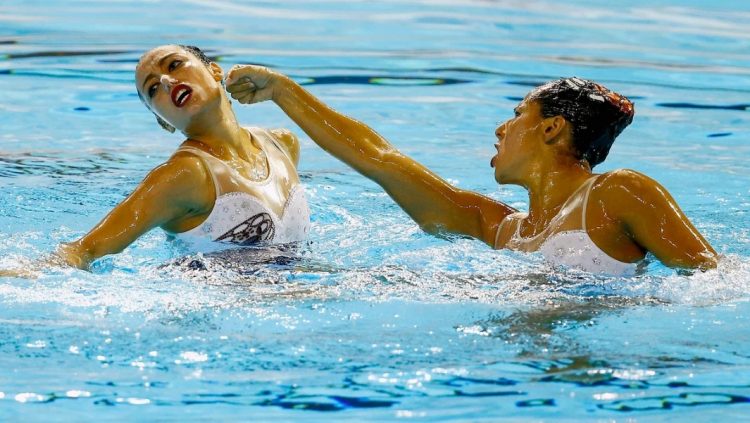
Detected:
[377,148,401,164]
[418,218,476,240]
[419,221,442,236]
[354,146,401,176]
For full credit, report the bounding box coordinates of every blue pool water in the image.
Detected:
[1,0,750,420]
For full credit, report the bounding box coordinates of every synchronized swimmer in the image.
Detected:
[15,45,311,273]
[1,44,717,276]
[224,64,717,275]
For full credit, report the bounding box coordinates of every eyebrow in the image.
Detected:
[140,52,180,94]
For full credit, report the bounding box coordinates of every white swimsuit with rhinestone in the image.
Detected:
[172,127,311,249]
[497,177,637,276]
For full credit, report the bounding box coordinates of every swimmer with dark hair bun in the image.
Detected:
[225,67,717,274]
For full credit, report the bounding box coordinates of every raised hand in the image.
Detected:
[225,64,283,104]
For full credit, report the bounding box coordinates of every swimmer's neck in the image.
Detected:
[524,160,592,227]
[181,96,254,158]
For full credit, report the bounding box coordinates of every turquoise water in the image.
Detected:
[1,0,750,420]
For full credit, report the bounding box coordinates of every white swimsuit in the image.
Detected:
[172,127,311,250]
[498,177,638,276]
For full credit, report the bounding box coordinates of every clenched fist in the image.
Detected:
[225,64,286,104]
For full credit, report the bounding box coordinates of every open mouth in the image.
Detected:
[170,84,192,108]
[491,143,500,168]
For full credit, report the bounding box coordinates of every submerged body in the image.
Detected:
[2,45,309,273]
[224,66,716,274]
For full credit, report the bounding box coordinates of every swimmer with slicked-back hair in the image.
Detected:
[1,45,310,276]
[225,66,717,275]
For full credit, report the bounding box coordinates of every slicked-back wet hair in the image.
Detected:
[179,44,211,67]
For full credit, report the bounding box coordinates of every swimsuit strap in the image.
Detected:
[493,221,502,248]
[494,212,525,248]
[248,127,289,161]
[493,216,506,248]
[513,213,525,239]
[580,176,600,231]
[175,145,222,197]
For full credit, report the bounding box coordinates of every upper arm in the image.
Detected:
[268,80,514,244]
[606,169,717,269]
[269,128,300,166]
[65,156,208,266]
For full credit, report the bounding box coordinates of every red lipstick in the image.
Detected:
[170,84,192,108]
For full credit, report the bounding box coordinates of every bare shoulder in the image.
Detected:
[597,168,654,187]
[139,152,212,203]
[594,169,665,197]
[160,152,209,183]
[269,127,300,165]
[592,168,677,214]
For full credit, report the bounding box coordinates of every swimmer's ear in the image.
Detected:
[156,115,176,133]
[542,115,567,144]
[209,62,224,84]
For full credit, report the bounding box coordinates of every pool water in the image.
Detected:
[1,0,750,420]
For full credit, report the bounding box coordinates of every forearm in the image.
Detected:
[57,211,154,270]
[654,236,718,270]
[272,76,512,242]
[226,66,513,242]
[272,77,394,175]
[52,230,128,270]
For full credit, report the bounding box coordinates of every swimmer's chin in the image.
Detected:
[493,170,513,185]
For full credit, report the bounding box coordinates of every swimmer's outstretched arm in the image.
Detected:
[52,155,208,270]
[226,65,515,245]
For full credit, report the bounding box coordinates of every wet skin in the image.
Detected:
[136,46,222,133]
[10,45,302,271]
[224,65,717,270]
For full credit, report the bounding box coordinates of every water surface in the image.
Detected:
[1,0,749,420]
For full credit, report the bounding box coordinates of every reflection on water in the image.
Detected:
[600,392,750,412]
[5,49,132,60]
[3,44,750,95]
[0,152,134,178]
[1,0,750,420]
[481,299,632,357]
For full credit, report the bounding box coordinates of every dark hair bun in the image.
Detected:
[530,77,635,167]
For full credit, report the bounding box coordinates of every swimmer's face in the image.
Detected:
[491,99,546,185]
[135,45,223,133]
